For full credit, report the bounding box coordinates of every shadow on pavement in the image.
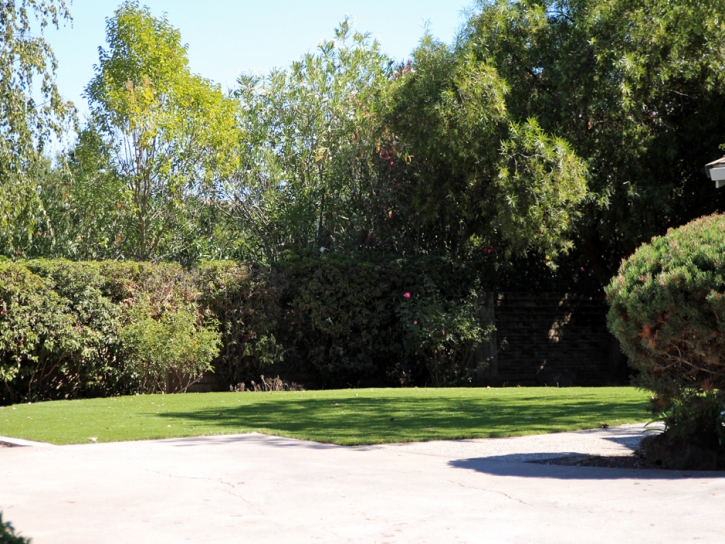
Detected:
[449,456,725,480]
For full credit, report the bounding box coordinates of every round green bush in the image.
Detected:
[606,213,725,467]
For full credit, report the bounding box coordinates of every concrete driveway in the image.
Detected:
[1,425,723,543]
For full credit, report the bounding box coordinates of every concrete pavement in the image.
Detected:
[1,426,723,543]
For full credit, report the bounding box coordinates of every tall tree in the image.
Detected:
[84,0,238,262]
[228,19,395,262]
[0,0,75,256]
[386,36,588,262]
[462,0,725,283]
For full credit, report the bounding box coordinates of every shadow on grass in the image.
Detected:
[448,456,725,480]
[156,394,651,445]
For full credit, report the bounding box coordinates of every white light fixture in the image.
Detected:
[705,157,725,188]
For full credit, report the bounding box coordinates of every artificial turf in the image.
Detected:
[0,387,651,446]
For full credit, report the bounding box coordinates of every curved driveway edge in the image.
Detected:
[0,435,54,448]
[1,424,723,543]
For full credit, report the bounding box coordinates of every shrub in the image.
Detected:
[0,512,31,544]
[606,213,725,468]
[120,297,220,393]
[196,261,285,387]
[273,255,492,387]
[1,256,494,401]
[0,261,120,404]
[397,276,491,386]
[98,261,222,393]
[275,256,406,387]
[0,260,221,403]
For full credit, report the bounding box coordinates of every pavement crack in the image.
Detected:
[449,480,533,506]
[145,469,262,511]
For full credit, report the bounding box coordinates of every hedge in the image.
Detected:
[0,256,491,404]
[0,259,220,404]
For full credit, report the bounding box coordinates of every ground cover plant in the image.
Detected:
[0,387,649,446]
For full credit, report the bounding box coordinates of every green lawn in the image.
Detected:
[0,387,651,446]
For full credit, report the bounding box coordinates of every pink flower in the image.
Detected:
[580,267,585,272]
[390,161,394,166]
[413,320,418,325]
[404,292,411,299]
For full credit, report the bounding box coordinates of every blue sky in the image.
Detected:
[44,0,475,118]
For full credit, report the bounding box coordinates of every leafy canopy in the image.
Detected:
[83,0,239,262]
[0,0,75,257]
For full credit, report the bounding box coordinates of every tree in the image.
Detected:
[228,19,395,261]
[0,0,75,257]
[84,0,238,262]
[36,127,128,260]
[386,36,588,262]
[461,0,725,284]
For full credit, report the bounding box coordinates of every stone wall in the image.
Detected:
[477,293,627,386]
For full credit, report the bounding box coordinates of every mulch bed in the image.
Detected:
[530,453,724,471]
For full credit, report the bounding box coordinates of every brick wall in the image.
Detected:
[477,293,627,386]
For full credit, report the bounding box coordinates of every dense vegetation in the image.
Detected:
[607,214,725,469]
[1,0,724,466]
[0,513,31,544]
[0,258,491,404]
[2,0,722,293]
[0,259,220,403]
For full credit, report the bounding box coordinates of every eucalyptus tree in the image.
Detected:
[461,0,725,283]
[83,0,238,262]
[228,19,394,262]
[0,0,75,257]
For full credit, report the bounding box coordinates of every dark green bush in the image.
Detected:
[275,257,406,387]
[273,255,490,387]
[0,261,95,404]
[606,213,725,466]
[0,513,31,544]
[1,256,492,402]
[197,261,285,387]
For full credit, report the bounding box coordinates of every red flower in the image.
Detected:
[404,292,411,299]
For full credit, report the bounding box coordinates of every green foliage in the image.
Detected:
[196,261,285,387]
[0,512,31,544]
[0,260,90,403]
[274,255,491,387]
[37,127,128,260]
[0,256,494,399]
[0,260,221,404]
[120,298,220,393]
[0,0,75,258]
[83,0,239,262]
[606,213,725,442]
[386,35,588,261]
[229,19,394,261]
[463,0,725,281]
[276,257,406,386]
[397,278,491,386]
